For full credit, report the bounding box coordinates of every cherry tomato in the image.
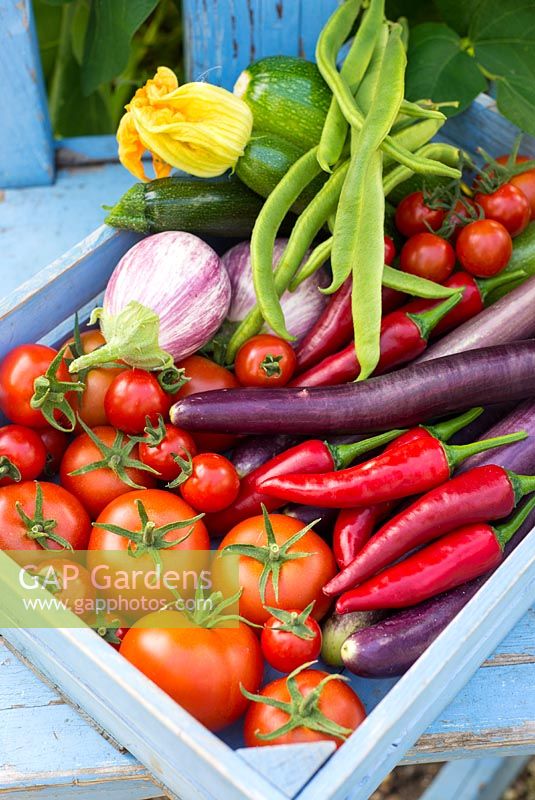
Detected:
[261,608,322,673]
[243,668,366,748]
[235,334,297,388]
[0,481,91,550]
[384,235,396,266]
[139,423,197,482]
[24,558,96,621]
[0,344,72,429]
[105,370,171,435]
[93,612,130,649]
[121,611,263,731]
[400,232,456,283]
[475,183,530,237]
[179,453,240,513]
[495,155,535,219]
[456,219,513,277]
[60,426,157,518]
[0,425,46,485]
[65,330,125,429]
[218,513,336,625]
[39,428,69,477]
[395,191,445,238]
[174,355,239,452]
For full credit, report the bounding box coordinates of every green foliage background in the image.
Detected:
[34,0,535,138]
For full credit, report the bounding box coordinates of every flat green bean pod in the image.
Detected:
[382,143,461,195]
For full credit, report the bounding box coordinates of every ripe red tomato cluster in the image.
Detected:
[0,331,365,743]
[394,154,535,282]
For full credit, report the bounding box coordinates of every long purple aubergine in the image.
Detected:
[170,342,535,435]
[340,400,535,678]
[417,274,535,363]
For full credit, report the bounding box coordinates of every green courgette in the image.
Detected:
[105,175,266,237]
[236,132,327,212]
[234,56,331,151]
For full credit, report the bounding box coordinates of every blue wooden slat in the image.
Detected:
[0,0,54,188]
[420,757,530,800]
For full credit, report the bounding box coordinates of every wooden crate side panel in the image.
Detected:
[0,1,54,188]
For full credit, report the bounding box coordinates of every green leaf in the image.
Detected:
[33,0,63,83]
[471,0,535,137]
[432,0,482,36]
[385,0,439,24]
[406,23,487,115]
[71,0,90,64]
[81,0,160,95]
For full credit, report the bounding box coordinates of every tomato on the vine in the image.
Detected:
[174,355,239,452]
[497,155,535,219]
[105,370,171,435]
[60,425,157,518]
[92,612,130,650]
[474,183,530,237]
[0,344,75,429]
[218,511,336,625]
[138,419,197,482]
[235,334,297,388]
[120,609,263,731]
[65,330,125,429]
[384,235,396,266]
[39,428,69,477]
[395,191,445,238]
[456,219,512,277]
[0,425,46,485]
[261,603,322,673]
[400,233,456,283]
[0,481,91,550]
[243,666,366,748]
[178,453,240,512]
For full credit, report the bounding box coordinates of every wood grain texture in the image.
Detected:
[0,1,54,188]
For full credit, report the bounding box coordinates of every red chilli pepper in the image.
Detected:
[336,494,535,612]
[204,429,405,536]
[295,277,404,375]
[326,464,535,595]
[291,292,462,388]
[400,269,526,338]
[332,408,485,568]
[259,430,527,509]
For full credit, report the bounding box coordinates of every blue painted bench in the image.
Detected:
[0,2,534,799]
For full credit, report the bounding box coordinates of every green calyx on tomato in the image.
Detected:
[157,365,189,395]
[164,451,193,489]
[260,354,283,378]
[15,482,74,550]
[221,505,319,604]
[241,661,352,743]
[30,346,85,432]
[94,611,125,645]
[0,456,21,484]
[475,141,535,194]
[92,497,203,568]
[171,583,256,630]
[69,417,159,488]
[132,415,168,447]
[263,601,317,641]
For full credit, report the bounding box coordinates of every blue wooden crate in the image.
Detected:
[0,97,535,799]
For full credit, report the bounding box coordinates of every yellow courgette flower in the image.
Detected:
[117,67,253,181]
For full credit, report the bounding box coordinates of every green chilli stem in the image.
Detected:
[507,471,535,506]
[476,269,527,303]
[407,292,462,341]
[329,428,408,470]
[425,407,484,442]
[445,431,528,473]
[495,494,535,548]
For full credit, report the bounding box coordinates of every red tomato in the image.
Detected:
[496,155,535,219]
[384,235,396,266]
[475,184,530,237]
[456,219,513,277]
[0,344,72,429]
[243,668,366,748]
[93,612,130,649]
[0,481,91,550]
[395,191,445,238]
[174,355,239,452]
[139,423,197,482]
[400,233,456,283]
[179,453,240,512]
[25,558,96,621]
[261,607,322,673]
[218,513,336,625]
[121,611,263,731]
[105,370,171,435]
[60,426,157,518]
[39,428,69,477]
[0,425,46,485]
[235,335,297,388]
[65,330,125,429]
